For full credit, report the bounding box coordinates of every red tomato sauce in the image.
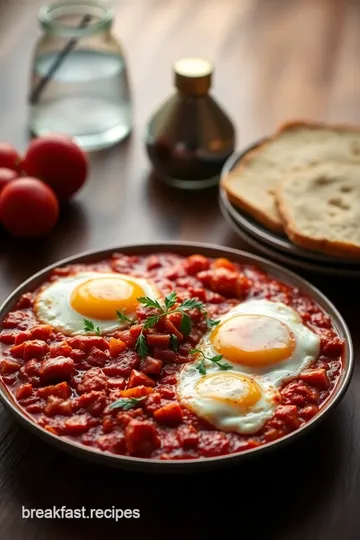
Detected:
[0,253,344,460]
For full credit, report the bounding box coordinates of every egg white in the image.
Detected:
[197,299,321,387]
[177,363,280,434]
[34,272,159,336]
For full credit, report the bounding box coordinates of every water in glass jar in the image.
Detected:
[29,50,132,151]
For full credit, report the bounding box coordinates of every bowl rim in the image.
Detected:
[0,241,354,472]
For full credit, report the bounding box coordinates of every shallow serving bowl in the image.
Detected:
[0,242,354,472]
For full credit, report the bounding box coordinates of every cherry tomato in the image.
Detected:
[22,134,88,200]
[0,168,19,193]
[0,178,59,238]
[0,143,21,171]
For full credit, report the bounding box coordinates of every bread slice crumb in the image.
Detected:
[221,121,360,233]
[276,162,360,259]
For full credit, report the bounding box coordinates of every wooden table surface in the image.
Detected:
[1,0,360,538]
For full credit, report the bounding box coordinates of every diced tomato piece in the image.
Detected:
[300,368,330,389]
[0,331,16,345]
[63,415,92,435]
[124,419,160,456]
[69,349,87,363]
[166,311,182,327]
[120,386,154,398]
[107,377,126,389]
[128,369,156,388]
[213,257,236,271]
[146,334,171,348]
[275,405,301,430]
[2,310,30,329]
[15,383,33,400]
[15,292,33,309]
[77,390,107,416]
[37,381,71,399]
[39,356,74,382]
[23,358,41,376]
[23,340,49,361]
[153,402,182,426]
[29,325,53,341]
[146,255,162,270]
[164,320,183,342]
[26,402,44,414]
[97,432,126,454]
[49,341,73,358]
[67,335,109,352]
[77,367,108,393]
[129,325,143,341]
[87,346,108,367]
[44,396,72,417]
[264,427,284,442]
[320,335,344,357]
[160,374,177,385]
[177,425,199,448]
[102,416,113,433]
[198,431,230,457]
[102,351,139,378]
[197,268,242,297]
[0,358,20,374]
[153,348,176,363]
[299,404,319,420]
[140,357,163,375]
[9,342,26,358]
[184,254,210,275]
[188,287,207,302]
[14,331,31,345]
[282,381,320,405]
[2,373,17,385]
[158,386,175,399]
[109,337,126,357]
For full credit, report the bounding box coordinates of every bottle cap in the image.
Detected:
[174,57,213,95]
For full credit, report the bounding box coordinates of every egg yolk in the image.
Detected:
[70,276,146,320]
[211,314,296,367]
[196,372,262,410]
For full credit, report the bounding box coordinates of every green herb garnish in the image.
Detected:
[116,310,134,324]
[191,349,232,375]
[170,334,179,352]
[139,292,205,336]
[206,318,220,329]
[135,331,149,359]
[109,396,146,411]
[83,319,101,336]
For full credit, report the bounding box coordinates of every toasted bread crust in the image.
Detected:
[221,139,284,232]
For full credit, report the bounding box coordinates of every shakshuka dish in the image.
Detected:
[0,252,344,460]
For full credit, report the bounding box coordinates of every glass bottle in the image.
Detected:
[145,57,236,189]
[28,0,132,151]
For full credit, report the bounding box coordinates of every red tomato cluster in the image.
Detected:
[0,135,88,239]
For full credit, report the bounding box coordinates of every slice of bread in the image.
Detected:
[276,162,360,259]
[221,121,360,233]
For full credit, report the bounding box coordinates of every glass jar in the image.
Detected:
[28,0,132,151]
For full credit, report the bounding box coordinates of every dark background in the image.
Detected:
[1,0,360,538]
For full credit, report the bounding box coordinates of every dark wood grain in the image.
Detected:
[0,0,360,538]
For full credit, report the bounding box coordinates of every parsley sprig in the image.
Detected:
[135,332,149,359]
[83,319,101,336]
[191,349,232,376]
[139,292,204,336]
[109,396,146,411]
[116,310,134,324]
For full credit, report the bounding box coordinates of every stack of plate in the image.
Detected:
[219,147,360,277]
